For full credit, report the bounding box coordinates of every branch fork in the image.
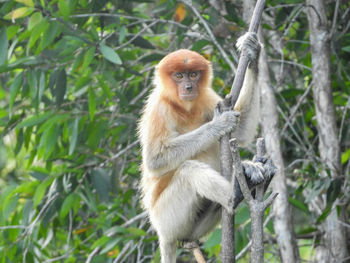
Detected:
[230,138,278,263]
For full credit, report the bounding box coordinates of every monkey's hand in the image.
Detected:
[212,106,240,136]
[236,32,261,66]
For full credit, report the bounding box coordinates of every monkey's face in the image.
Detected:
[172,71,202,101]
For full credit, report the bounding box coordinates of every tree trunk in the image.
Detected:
[306,0,349,262]
[258,29,300,263]
[242,1,300,262]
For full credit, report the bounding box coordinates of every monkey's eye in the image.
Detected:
[189,72,198,79]
[175,73,183,79]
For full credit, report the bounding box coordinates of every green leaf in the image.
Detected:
[342,46,350,53]
[119,26,127,44]
[99,44,122,65]
[0,27,8,65]
[297,227,317,235]
[4,7,34,20]
[38,71,45,104]
[81,46,96,71]
[15,0,34,7]
[316,204,332,224]
[3,196,18,220]
[16,112,52,129]
[38,21,60,52]
[22,200,34,225]
[55,69,67,105]
[9,73,23,113]
[69,118,79,155]
[288,197,309,214]
[91,168,110,202]
[28,18,48,49]
[28,12,43,31]
[192,39,210,51]
[33,177,54,208]
[60,193,80,219]
[341,148,350,164]
[203,229,221,248]
[72,51,84,72]
[88,87,96,121]
[127,227,146,236]
[100,238,121,254]
[38,123,59,158]
[87,120,107,149]
[326,178,341,204]
[58,0,70,19]
[140,53,164,63]
[128,36,154,49]
[92,236,110,249]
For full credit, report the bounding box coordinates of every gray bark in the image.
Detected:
[258,30,300,263]
[306,0,349,262]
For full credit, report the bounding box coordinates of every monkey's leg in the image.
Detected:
[177,160,233,212]
[159,239,177,263]
[189,202,222,240]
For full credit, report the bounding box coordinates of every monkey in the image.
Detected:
[138,32,274,262]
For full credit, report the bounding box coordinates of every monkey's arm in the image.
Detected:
[232,33,261,146]
[146,111,239,173]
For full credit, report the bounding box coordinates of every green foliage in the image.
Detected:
[0,0,349,262]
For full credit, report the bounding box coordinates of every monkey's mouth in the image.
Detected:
[179,93,198,101]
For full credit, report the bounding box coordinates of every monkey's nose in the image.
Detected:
[185,85,193,91]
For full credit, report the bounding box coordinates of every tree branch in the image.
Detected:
[219,1,266,262]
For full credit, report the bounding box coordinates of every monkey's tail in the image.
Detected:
[182,241,207,263]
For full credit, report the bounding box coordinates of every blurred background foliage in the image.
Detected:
[0,0,349,262]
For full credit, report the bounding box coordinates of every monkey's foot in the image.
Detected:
[181,240,200,250]
[236,32,261,63]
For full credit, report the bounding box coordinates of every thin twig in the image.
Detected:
[110,140,139,160]
[115,21,158,51]
[330,0,340,37]
[281,82,313,135]
[86,247,101,263]
[181,0,236,74]
[121,211,148,228]
[69,13,188,29]
[338,95,350,141]
[0,225,26,230]
[269,59,312,71]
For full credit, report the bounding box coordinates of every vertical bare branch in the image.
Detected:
[306,0,349,262]
[229,138,277,263]
[257,18,301,263]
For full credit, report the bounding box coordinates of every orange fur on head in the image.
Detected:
[155,49,214,123]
